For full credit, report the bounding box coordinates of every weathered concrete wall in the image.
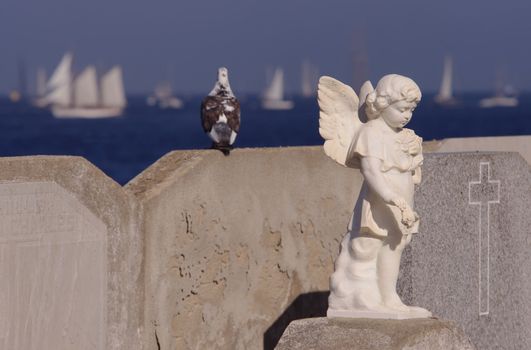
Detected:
[126,147,363,350]
[0,156,143,350]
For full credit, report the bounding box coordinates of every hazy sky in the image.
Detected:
[1,0,530,94]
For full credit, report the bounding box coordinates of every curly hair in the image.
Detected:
[365,74,421,120]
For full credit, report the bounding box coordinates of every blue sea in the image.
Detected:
[0,94,530,185]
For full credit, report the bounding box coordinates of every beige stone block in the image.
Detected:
[126,147,364,350]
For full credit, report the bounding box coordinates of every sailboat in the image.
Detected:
[146,81,183,109]
[261,68,294,110]
[479,70,518,108]
[45,53,127,118]
[434,56,458,106]
[479,91,518,108]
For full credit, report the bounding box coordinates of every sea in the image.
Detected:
[0,93,530,185]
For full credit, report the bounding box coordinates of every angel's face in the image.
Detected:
[381,100,417,130]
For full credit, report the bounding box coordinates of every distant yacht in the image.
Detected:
[146,81,183,109]
[44,53,127,118]
[434,56,458,106]
[261,68,294,110]
[479,95,518,108]
[479,72,518,108]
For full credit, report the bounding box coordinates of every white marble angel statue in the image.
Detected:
[318,74,432,319]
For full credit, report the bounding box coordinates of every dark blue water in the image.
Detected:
[0,93,529,185]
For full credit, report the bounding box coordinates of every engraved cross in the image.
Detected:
[468,162,500,316]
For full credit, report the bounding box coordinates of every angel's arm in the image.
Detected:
[360,157,411,209]
[412,167,422,184]
[361,157,418,228]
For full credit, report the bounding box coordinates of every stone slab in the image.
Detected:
[275,317,476,350]
[0,156,143,350]
[327,308,426,320]
[399,152,531,350]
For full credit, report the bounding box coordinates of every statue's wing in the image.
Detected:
[318,76,362,167]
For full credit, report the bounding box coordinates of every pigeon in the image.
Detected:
[200,67,240,155]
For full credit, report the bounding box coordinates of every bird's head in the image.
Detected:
[218,67,230,89]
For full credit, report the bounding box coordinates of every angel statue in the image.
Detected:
[318,74,432,319]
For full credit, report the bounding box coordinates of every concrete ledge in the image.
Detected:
[275,317,476,350]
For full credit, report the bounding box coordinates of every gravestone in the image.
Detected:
[0,156,143,350]
[400,152,531,349]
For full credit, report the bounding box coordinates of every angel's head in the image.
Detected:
[364,74,421,129]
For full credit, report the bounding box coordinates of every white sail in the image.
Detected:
[263,68,284,101]
[101,66,126,108]
[44,52,73,106]
[262,67,294,110]
[36,68,47,97]
[74,66,99,107]
[436,56,452,101]
[47,53,73,90]
[45,79,71,106]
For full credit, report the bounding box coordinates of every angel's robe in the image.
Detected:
[347,118,423,237]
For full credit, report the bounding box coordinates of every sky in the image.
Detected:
[1,0,531,95]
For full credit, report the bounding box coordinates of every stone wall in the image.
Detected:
[1,144,529,350]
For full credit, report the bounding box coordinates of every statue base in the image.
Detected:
[276,317,476,350]
[327,308,431,320]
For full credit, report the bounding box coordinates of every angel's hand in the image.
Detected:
[391,197,418,228]
[390,197,408,210]
[401,206,417,228]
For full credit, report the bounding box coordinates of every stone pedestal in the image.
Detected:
[275,317,476,350]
